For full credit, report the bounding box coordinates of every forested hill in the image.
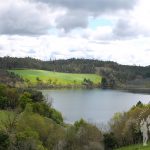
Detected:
[0,57,150,89]
[0,56,117,73]
[0,57,149,72]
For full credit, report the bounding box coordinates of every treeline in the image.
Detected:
[0,84,104,150]
[1,56,150,76]
[0,57,96,73]
[104,101,150,149]
[1,56,150,88]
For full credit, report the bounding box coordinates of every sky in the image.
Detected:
[0,0,150,66]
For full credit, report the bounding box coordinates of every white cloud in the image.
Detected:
[0,0,150,66]
[0,34,150,66]
[0,0,63,35]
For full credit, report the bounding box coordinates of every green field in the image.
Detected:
[116,143,150,150]
[9,69,101,86]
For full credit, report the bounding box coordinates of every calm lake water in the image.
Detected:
[42,89,150,124]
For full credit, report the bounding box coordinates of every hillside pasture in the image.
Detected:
[9,69,101,86]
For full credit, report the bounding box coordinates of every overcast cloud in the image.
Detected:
[0,0,150,66]
[34,0,136,12]
[34,0,137,31]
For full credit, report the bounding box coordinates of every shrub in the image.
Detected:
[0,96,8,109]
[0,131,9,149]
[32,102,50,117]
[25,89,44,102]
[19,92,32,110]
[0,84,19,109]
[32,102,63,124]
[104,132,118,150]
[50,108,63,124]
[64,119,104,149]
[15,129,46,150]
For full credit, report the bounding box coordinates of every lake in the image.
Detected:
[42,89,150,125]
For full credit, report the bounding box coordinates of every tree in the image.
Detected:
[136,101,143,107]
[101,77,108,88]
[104,132,117,150]
[19,92,32,110]
[48,78,52,85]
[82,78,93,88]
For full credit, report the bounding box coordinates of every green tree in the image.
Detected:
[104,132,117,150]
[101,77,108,88]
[19,92,32,110]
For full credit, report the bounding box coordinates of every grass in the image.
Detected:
[9,69,101,86]
[116,142,150,150]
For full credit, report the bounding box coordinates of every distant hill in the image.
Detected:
[0,57,150,89]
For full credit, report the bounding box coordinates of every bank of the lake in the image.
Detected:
[42,89,150,124]
[6,69,150,94]
[121,87,150,94]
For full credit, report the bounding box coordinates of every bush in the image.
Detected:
[82,78,93,88]
[0,131,9,149]
[109,104,150,148]
[16,110,63,148]
[19,92,32,110]
[4,88,19,109]
[64,119,104,149]
[50,108,63,124]
[25,89,44,102]
[0,84,20,109]
[32,102,63,124]
[104,132,118,150]
[0,96,8,109]
[32,102,50,117]
[14,129,46,150]
[0,84,7,95]
[74,119,87,130]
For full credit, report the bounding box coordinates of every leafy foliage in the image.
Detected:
[0,84,104,149]
[108,102,150,148]
[0,131,9,150]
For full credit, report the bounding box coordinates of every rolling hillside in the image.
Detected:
[9,69,101,86]
[1,57,150,89]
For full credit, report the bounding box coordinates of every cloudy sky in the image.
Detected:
[0,0,150,66]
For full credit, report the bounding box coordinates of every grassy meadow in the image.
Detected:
[116,143,150,150]
[9,69,101,86]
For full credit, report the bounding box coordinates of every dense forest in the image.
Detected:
[0,57,150,90]
[1,57,150,76]
[0,84,149,150]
